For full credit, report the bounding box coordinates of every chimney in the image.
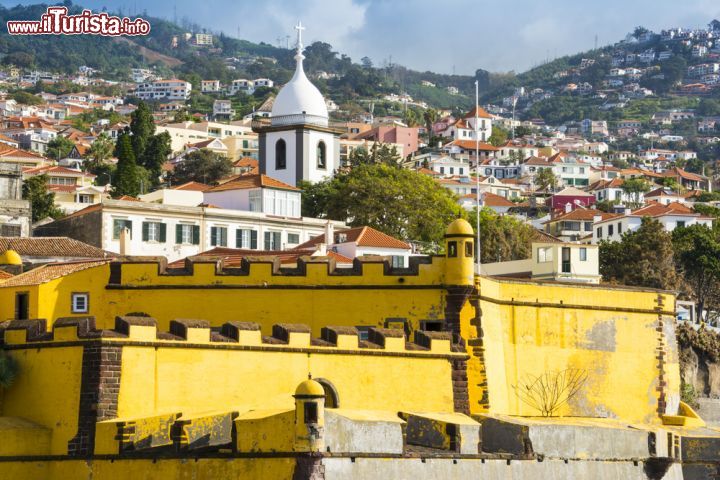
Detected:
[593,215,602,223]
[565,202,572,213]
[119,227,130,255]
[624,207,631,215]
[325,221,335,247]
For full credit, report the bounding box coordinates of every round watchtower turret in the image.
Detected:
[444,219,475,286]
[293,379,325,452]
[0,249,22,266]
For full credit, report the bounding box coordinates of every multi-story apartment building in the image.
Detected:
[592,203,713,243]
[135,79,192,101]
[34,198,346,262]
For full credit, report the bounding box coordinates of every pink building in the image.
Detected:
[354,126,419,156]
[550,186,596,211]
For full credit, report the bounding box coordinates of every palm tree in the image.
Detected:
[534,168,559,193]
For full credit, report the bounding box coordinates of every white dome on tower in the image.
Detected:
[271,22,328,126]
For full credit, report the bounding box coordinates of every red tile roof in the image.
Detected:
[206,174,299,192]
[446,140,500,151]
[0,237,112,258]
[545,208,619,224]
[663,167,707,182]
[463,106,493,119]
[296,226,410,250]
[168,247,354,268]
[481,192,515,207]
[630,202,697,217]
[0,144,45,160]
[0,260,109,287]
[523,156,552,166]
[234,157,259,168]
[172,181,211,192]
[24,165,94,177]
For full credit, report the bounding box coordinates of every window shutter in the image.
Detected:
[221,228,227,246]
[159,223,167,243]
[264,231,271,249]
[250,230,257,249]
[192,225,200,245]
[273,232,281,250]
[210,227,217,246]
[236,229,242,248]
[176,224,182,244]
[142,222,149,241]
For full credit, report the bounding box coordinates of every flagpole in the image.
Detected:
[475,80,481,275]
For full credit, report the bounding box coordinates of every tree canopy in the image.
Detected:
[534,168,559,192]
[300,163,465,246]
[46,136,75,160]
[170,149,233,186]
[673,225,720,321]
[112,133,143,198]
[468,207,535,263]
[22,174,63,221]
[599,217,677,290]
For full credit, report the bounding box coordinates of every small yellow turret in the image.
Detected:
[444,219,475,286]
[0,250,22,266]
[293,379,325,452]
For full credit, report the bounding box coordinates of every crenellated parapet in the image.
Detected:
[106,253,456,289]
[0,317,460,356]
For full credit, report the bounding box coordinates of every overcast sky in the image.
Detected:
[6,0,720,74]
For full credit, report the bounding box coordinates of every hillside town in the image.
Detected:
[4,5,720,479]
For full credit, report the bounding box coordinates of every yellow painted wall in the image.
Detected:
[0,260,452,335]
[1,346,84,455]
[0,264,108,322]
[117,344,457,419]
[1,327,460,458]
[473,276,677,424]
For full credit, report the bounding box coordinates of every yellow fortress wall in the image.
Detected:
[474,276,679,424]
[0,317,466,458]
[0,220,681,426]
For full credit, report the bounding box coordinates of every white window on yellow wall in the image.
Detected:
[71,293,89,313]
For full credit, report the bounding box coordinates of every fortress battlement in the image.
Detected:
[0,316,463,357]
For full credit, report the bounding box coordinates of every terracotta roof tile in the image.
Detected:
[630,201,697,217]
[481,192,515,207]
[0,237,112,258]
[206,174,299,192]
[168,247,319,268]
[546,208,619,224]
[24,165,92,177]
[234,157,258,168]
[447,140,500,151]
[463,106,493,119]
[0,260,109,287]
[296,226,410,250]
[172,181,211,192]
